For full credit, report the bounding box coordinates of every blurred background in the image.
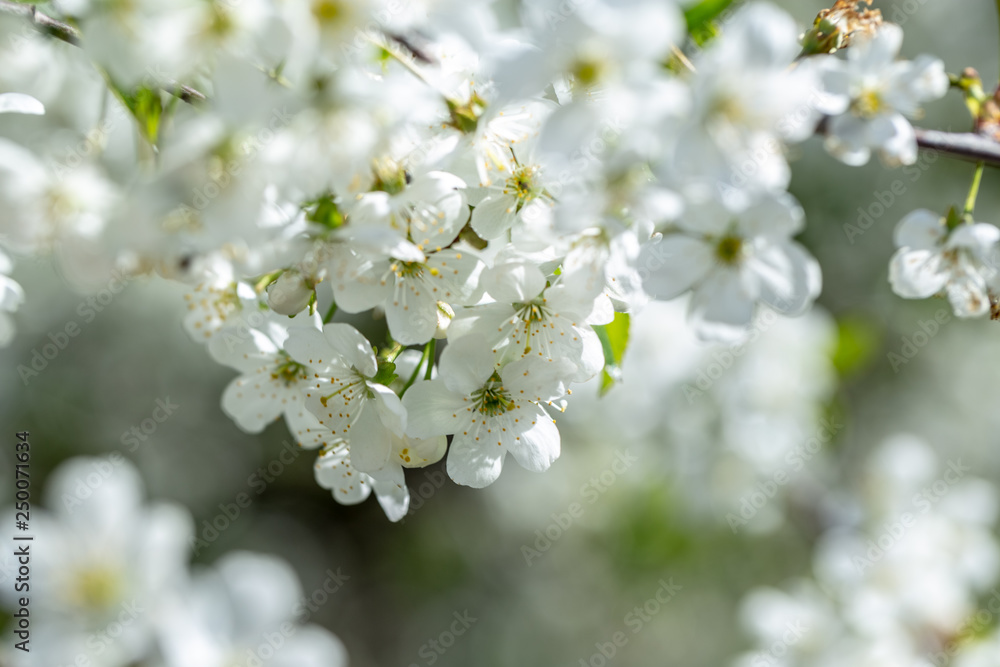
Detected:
[4,1,1000,666]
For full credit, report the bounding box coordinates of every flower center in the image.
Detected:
[709,93,746,125]
[505,165,542,204]
[716,236,745,264]
[71,566,120,611]
[312,0,346,24]
[372,157,408,195]
[515,300,548,324]
[853,88,884,118]
[472,378,514,418]
[446,90,487,134]
[571,56,606,88]
[392,261,425,279]
[319,371,367,407]
[272,352,308,386]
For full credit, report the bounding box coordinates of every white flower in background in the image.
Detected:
[0,457,192,667]
[0,249,24,348]
[670,2,828,200]
[0,92,44,115]
[314,430,445,522]
[402,335,572,487]
[889,209,1000,317]
[450,258,611,383]
[158,551,348,667]
[284,323,407,473]
[733,436,1000,667]
[821,23,948,166]
[640,193,821,342]
[496,0,683,103]
[0,138,116,257]
[208,308,330,448]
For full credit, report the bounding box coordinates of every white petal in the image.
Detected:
[347,406,393,473]
[471,194,519,240]
[895,209,945,250]
[370,382,406,436]
[873,113,917,167]
[285,327,340,371]
[948,223,1000,253]
[502,356,573,403]
[850,23,902,70]
[385,279,439,345]
[508,404,560,473]
[392,432,447,468]
[315,445,372,505]
[688,269,756,342]
[439,334,498,395]
[753,242,822,316]
[738,193,804,239]
[425,248,486,306]
[640,235,715,300]
[323,323,378,377]
[947,272,991,318]
[888,249,949,298]
[368,463,410,522]
[221,374,284,433]
[825,114,873,166]
[401,379,467,438]
[482,260,547,303]
[0,93,44,115]
[447,433,505,488]
[285,406,331,450]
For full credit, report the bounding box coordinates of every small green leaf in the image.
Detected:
[830,315,879,378]
[306,193,345,229]
[594,312,630,396]
[121,87,164,146]
[373,360,398,387]
[684,0,736,46]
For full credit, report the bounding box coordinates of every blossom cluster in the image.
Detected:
[732,435,1000,667]
[0,0,979,519]
[0,457,347,667]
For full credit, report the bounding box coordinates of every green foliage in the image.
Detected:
[684,0,736,46]
[594,312,630,396]
[830,315,880,377]
[120,87,164,146]
[305,193,346,229]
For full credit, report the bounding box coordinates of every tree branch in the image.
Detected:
[915,128,1000,167]
[0,0,80,45]
[0,0,205,104]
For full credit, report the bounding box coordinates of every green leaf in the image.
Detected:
[304,192,345,229]
[684,0,736,46]
[373,360,398,387]
[120,87,164,146]
[594,312,630,396]
[830,315,879,378]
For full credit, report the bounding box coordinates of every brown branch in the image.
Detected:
[915,128,1000,167]
[0,0,205,104]
[0,0,80,45]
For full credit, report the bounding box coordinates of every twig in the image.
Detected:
[915,128,1000,168]
[0,0,205,104]
[0,0,80,45]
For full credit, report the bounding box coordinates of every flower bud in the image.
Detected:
[266,271,313,316]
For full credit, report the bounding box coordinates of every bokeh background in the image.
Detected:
[3,0,1000,665]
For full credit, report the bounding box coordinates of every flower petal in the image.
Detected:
[401,379,467,438]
